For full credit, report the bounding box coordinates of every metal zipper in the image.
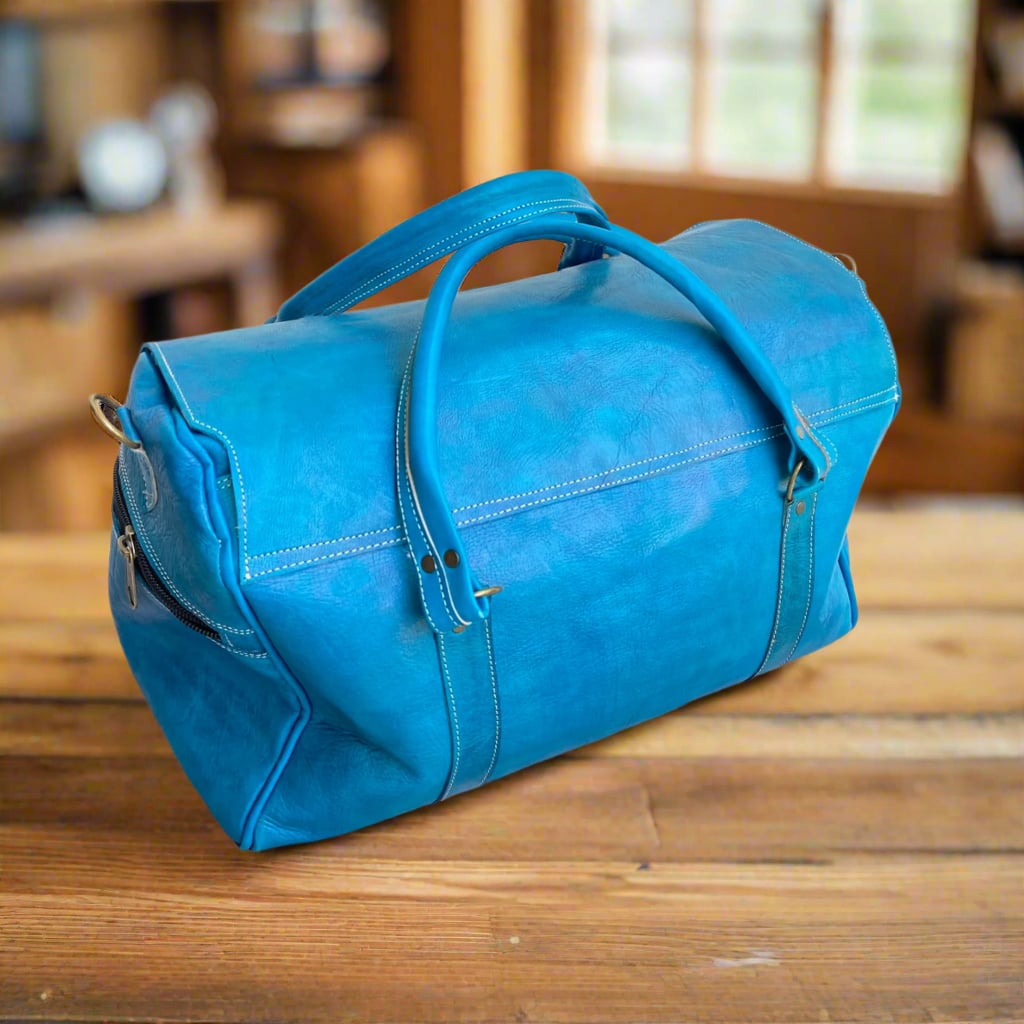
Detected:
[113,466,221,641]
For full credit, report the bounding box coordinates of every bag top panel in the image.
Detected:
[136,219,899,580]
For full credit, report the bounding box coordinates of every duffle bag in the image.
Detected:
[93,170,900,850]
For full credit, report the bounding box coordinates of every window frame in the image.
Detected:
[549,0,977,208]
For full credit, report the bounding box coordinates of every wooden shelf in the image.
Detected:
[867,409,1024,493]
[0,200,279,303]
[3,0,202,19]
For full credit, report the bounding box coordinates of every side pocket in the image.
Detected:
[109,526,303,846]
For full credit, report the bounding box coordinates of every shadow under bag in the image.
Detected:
[98,170,900,850]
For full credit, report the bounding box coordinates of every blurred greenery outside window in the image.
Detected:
[583,0,976,192]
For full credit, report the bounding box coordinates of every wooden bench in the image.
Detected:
[1,506,1022,1022]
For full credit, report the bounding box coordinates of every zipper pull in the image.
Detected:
[116,524,139,609]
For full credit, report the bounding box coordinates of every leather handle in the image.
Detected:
[274,170,610,322]
[397,216,831,633]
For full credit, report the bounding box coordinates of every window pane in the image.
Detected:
[843,0,974,51]
[584,0,693,168]
[703,0,819,178]
[828,0,976,191]
[603,52,691,165]
[705,0,819,48]
[605,0,691,43]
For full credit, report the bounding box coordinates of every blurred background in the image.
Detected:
[1,0,1022,532]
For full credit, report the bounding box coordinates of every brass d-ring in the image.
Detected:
[785,459,806,504]
[833,252,859,275]
[474,585,503,599]
[88,394,142,449]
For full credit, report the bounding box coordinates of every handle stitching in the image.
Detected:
[436,632,462,800]
[244,386,896,566]
[322,199,597,315]
[755,496,793,676]
[480,618,502,786]
[397,338,470,629]
[779,490,818,667]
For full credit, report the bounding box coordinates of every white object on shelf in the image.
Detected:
[77,119,168,213]
[972,122,1024,246]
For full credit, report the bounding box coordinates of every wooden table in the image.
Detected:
[0,201,281,327]
[1,507,1022,1022]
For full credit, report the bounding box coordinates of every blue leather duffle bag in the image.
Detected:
[95,171,900,850]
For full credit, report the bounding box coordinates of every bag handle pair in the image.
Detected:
[274,170,611,322]
[280,171,828,632]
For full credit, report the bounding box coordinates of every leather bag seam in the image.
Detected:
[117,448,255,636]
[755,498,792,675]
[154,358,894,585]
[395,339,444,632]
[243,398,898,580]
[245,386,896,568]
[144,394,312,851]
[780,490,818,667]
[481,618,501,785]
[151,345,255,580]
[436,632,462,800]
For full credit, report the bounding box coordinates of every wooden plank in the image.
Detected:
[3,607,1022,709]
[0,533,112,621]
[4,607,1024,709]
[1,855,1021,1023]
[582,712,1024,760]
[2,755,1020,860]
[0,701,165,757]
[0,620,136,700]
[701,610,1024,714]
[847,505,1024,609]
[4,699,1023,762]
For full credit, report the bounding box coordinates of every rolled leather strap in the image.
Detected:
[273,170,610,322]
[398,216,830,633]
[755,482,822,676]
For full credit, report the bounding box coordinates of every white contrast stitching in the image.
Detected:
[751,223,899,397]
[152,347,254,580]
[214,643,268,659]
[819,428,840,472]
[437,632,462,800]
[251,525,402,563]
[394,340,442,632]
[809,395,900,428]
[216,477,233,490]
[793,403,831,478]
[756,498,792,675]
[118,451,254,635]
[324,199,596,314]
[245,430,787,579]
[454,432,787,527]
[242,389,899,569]
[450,423,782,514]
[780,490,817,667]
[240,393,899,579]
[481,618,501,785]
[248,536,403,578]
[400,361,467,627]
[812,385,897,417]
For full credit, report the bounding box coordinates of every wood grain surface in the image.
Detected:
[1,506,1022,1023]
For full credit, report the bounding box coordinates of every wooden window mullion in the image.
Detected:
[813,0,835,186]
[690,0,707,173]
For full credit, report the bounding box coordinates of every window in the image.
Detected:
[579,0,976,192]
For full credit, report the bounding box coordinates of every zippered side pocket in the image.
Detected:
[112,463,221,642]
